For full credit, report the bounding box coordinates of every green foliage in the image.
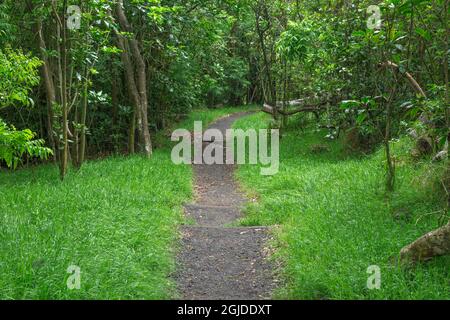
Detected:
[0,48,42,109]
[269,0,448,154]
[0,0,447,158]
[276,20,317,61]
[0,119,53,169]
[340,97,380,139]
[0,48,51,168]
[0,2,16,45]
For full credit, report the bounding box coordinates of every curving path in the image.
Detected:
[174,112,276,300]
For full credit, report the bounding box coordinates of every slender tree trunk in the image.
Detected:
[128,36,152,156]
[59,0,69,180]
[128,110,136,154]
[34,18,57,161]
[444,0,449,154]
[385,77,398,193]
[72,99,80,168]
[282,60,288,128]
[116,35,140,154]
[111,64,119,128]
[385,102,395,192]
[255,2,275,107]
[115,0,152,158]
[78,67,89,166]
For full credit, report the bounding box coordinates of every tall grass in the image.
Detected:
[234,112,450,300]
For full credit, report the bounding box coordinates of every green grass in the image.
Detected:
[234,112,450,300]
[0,153,191,299]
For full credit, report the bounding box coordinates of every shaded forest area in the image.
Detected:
[0,0,449,294]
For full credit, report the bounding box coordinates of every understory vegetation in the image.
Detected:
[235,113,449,299]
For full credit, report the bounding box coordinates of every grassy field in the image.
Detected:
[0,106,251,300]
[234,112,450,300]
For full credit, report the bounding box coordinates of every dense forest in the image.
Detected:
[1,0,448,174]
[0,0,449,300]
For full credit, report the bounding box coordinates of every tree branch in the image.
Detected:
[379,61,427,98]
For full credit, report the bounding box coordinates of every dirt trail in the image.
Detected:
[174,112,276,300]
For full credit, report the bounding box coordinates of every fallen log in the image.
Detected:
[400,221,450,264]
[263,100,331,117]
[276,99,305,107]
[262,103,275,115]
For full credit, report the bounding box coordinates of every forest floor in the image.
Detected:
[174,112,276,299]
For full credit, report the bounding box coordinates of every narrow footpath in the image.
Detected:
[175,112,276,300]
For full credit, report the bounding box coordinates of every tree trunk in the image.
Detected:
[444,0,449,159]
[59,0,69,180]
[400,222,450,264]
[384,79,398,193]
[34,20,57,161]
[282,60,288,128]
[111,63,119,128]
[78,68,89,166]
[254,1,276,108]
[115,0,152,158]
[128,109,136,154]
[384,101,395,192]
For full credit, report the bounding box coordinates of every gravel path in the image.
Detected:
[174,112,276,300]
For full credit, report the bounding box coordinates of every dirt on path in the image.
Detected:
[174,112,276,300]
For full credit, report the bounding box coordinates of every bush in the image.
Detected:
[0,119,53,169]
